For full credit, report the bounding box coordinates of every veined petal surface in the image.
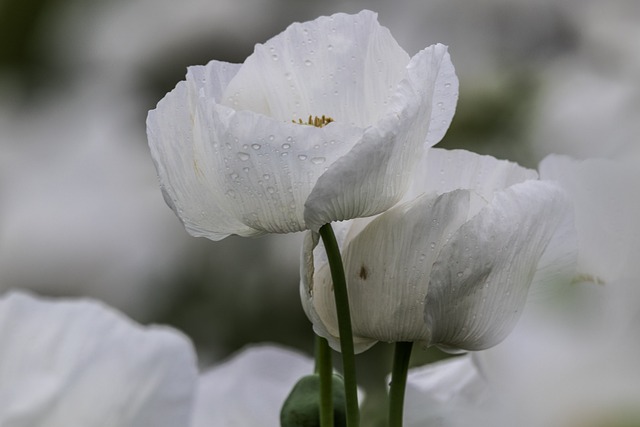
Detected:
[304,43,457,230]
[424,180,571,350]
[0,291,196,427]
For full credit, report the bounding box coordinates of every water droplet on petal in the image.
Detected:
[298,154,308,161]
[271,54,279,61]
[282,143,291,149]
[229,172,239,180]
[237,152,250,161]
[268,135,275,141]
[444,82,452,88]
[281,152,288,157]
[456,272,464,278]
[251,143,261,150]
[327,44,333,50]
[225,189,236,198]
[263,174,270,180]
[310,157,325,165]
[304,59,313,66]
[267,187,275,194]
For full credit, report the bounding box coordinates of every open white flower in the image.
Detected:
[0,291,197,427]
[301,148,576,353]
[147,10,458,239]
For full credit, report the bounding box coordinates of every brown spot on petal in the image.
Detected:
[359,265,368,280]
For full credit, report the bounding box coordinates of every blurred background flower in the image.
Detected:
[1,0,638,424]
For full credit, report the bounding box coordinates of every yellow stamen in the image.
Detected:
[292,115,334,128]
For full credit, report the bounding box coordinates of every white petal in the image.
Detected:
[147,70,256,240]
[221,10,410,127]
[406,148,538,205]
[305,44,457,230]
[303,191,470,351]
[191,345,314,427]
[404,356,489,427]
[424,180,571,350]
[0,291,196,427]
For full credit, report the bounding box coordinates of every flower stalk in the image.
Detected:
[388,341,413,427]
[319,223,359,427]
[315,335,334,427]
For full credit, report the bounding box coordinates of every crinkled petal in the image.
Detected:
[0,291,196,427]
[191,345,313,427]
[147,62,256,240]
[222,10,410,127]
[305,44,457,230]
[424,180,571,350]
[406,148,538,205]
[302,191,470,352]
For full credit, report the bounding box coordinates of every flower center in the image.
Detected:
[293,115,334,128]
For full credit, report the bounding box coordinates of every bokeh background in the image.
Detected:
[1,0,638,423]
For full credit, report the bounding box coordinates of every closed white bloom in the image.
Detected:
[403,155,640,427]
[0,291,197,427]
[301,149,576,353]
[191,345,314,427]
[147,10,458,239]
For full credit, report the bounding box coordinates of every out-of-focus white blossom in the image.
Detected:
[0,291,197,426]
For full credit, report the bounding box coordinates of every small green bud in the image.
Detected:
[280,373,347,427]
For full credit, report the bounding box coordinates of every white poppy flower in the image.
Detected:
[0,291,197,427]
[191,345,314,427]
[147,10,458,239]
[301,148,576,353]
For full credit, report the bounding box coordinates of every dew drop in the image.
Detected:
[251,143,261,150]
[298,154,308,161]
[243,167,249,173]
[268,135,275,141]
[282,143,291,149]
[225,189,236,198]
[271,54,279,61]
[229,172,239,180]
[430,242,436,249]
[444,82,451,88]
[310,157,326,165]
[281,152,288,157]
[267,186,276,194]
[237,152,250,161]
[304,59,313,66]
[327,44,333,50]
[456,271,464,278]
[263,174,270,180]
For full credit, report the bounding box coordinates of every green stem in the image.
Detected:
[315,335,334,427]
[319,223,359,427]
[388,342,414,427]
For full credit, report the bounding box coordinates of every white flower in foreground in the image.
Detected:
[191,345,314,427]
[403,155,640,427]
[301,148,576,353]
[147,10,458,239]
[0,291,197,427]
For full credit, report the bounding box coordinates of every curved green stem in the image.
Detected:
[315,335,334,427]
[319,223,359,427]
[389,341,413,427]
